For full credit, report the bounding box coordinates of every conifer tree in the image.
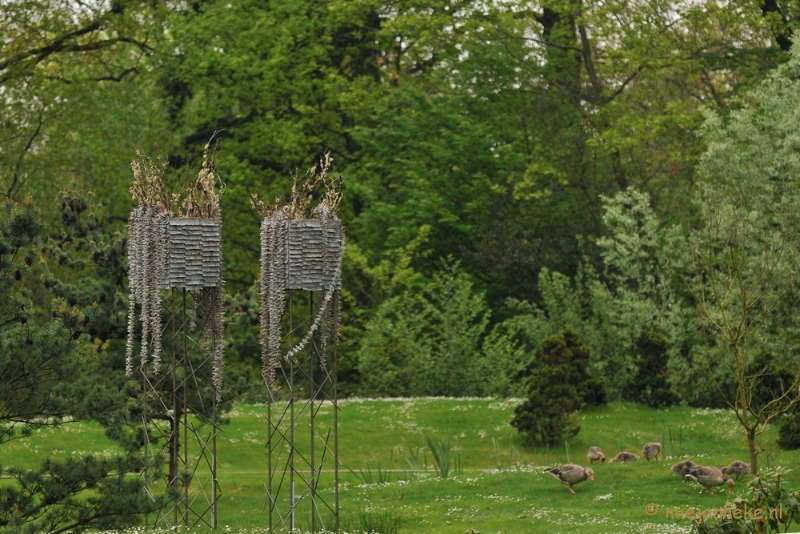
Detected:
[0,196,159,533]
[511,330,606,446]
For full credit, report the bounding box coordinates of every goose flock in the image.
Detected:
[544,443,747,495]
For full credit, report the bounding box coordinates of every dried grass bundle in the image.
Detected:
[251,150,342,220]
[130,150,175,212]
[131,139,224,218]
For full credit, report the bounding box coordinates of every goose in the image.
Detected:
[609,451,640,463]
[686,466,735,494]
[544,464,595,494]
[721,461,751,480]
[671,460,699,481]
[642,442,662,463]
[587,446,606,464]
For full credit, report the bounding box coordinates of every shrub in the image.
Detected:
[694,467,800,533]
[624,331,680,408]
[511,330,606,446]
[356,261,492,397]
[778,412,800,450]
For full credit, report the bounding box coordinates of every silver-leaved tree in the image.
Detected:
[670,46,800,476]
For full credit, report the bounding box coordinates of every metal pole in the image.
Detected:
[267,372,273,531]
[212,290,219,529]
[334,293,340,533]
[309,291,316,533]
[182,288,189,526]
[142,341,149,530]
[289,291,295,532]
[171,288,179,528]
[291,481,296,532]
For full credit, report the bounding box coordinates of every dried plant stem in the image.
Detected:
[260,213,287,384]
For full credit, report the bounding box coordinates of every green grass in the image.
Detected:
[4,400,800,533]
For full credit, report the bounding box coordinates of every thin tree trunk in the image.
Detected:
[747,429,759,476]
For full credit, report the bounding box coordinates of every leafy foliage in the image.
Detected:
[778,412,800,450]
[356,261,492,397]
[669,46,800,474]
[694,467,800,534]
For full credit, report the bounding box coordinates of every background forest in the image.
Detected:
[5,0,800,530]
[5,0,800,400]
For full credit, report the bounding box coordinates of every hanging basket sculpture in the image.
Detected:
[125,142,226,398]
[253,151,344,385]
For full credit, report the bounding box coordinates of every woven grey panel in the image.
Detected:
[159,218,222,289]
[285,220,343,291]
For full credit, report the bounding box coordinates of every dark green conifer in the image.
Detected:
[0,195,159,533]
[511,330,606,446]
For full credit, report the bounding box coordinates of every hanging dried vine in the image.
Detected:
[253,150,344,384]
[126,139,226,401]
[259,210,287,385]
[126,150,172,376]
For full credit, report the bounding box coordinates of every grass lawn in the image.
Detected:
[3,399,800,533]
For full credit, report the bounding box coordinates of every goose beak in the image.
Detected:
[589,473,595,481]
[729,486,734,493]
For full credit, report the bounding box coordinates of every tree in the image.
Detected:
[150,0,384,289]
[356,261,492,397]
[0,195,72,443]
[344,0,788,323]
[511,330,605,446]
[777,411,800,450]
[0,1,170,206]
[624,331,679,408]
[0,454,157,534]
[676,187,800,476]
[0,195,158,533]
[670,48,800,474]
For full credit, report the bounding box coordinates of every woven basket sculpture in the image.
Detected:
[125,144,226,399]
[158,218,222,290]
[284,219,343,291]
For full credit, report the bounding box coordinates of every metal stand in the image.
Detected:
[140,288,220,530]
[266,290,339,532]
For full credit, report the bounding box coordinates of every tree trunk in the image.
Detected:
[761,0,793,51]
[747,429,759,476]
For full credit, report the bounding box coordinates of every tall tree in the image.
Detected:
[0,1,172,223]
[346,0,789,316]
[670,48,800,475]
[151,0,383,287]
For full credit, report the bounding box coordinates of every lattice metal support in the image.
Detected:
[265,290,339,533]
[139,288,221,530]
